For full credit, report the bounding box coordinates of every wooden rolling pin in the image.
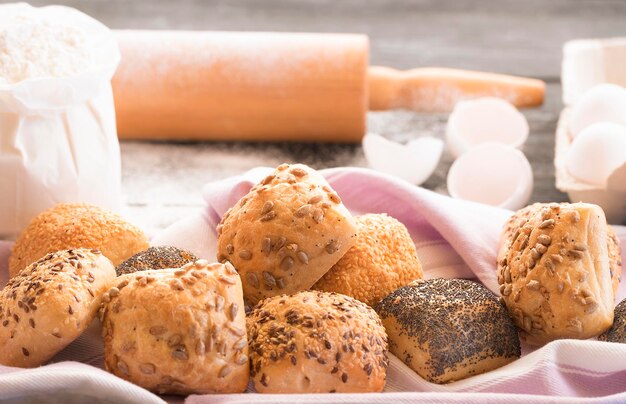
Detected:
[113,30,545,142]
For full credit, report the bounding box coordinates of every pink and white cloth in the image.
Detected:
[1,167,625,403]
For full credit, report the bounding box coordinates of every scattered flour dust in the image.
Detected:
[0,11,96,84]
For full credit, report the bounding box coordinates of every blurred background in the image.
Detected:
[3,0,625,230]
[12,1,626,76]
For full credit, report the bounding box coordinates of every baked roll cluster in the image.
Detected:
[215,163,426,392]
[3,164,623,395]
[0,163,432,395]
[1,204,149,369]
[217,163,424,309]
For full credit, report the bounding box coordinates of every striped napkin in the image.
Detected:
[1,167,625,403]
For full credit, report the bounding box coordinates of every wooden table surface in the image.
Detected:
[9,0,626,231]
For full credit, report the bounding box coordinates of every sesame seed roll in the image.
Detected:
[313,213,423,306]
[9,203,149,278]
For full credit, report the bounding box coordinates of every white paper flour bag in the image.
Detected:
[0,3,122,237]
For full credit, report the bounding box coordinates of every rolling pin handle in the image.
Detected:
[368,66,546,112]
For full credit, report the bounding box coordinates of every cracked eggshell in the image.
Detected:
[446,97,529,158]
[568,84,626,139]
[566,122,626,188]
[447,143,533,210]
[362,133,443,185]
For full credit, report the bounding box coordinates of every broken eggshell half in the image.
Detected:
[566,121,626,189]
[447,142,533,210]
[362,133,444,185]
[446,97,529,158]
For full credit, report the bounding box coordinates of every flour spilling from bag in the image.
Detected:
[0,3,122,237]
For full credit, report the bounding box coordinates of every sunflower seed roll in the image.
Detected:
[101,260,249,395]
[217,163,357,305]
[497,202,617,345]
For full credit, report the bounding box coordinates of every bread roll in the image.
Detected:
[501,202,622,295]
[313,213,423,306]
[375,279,520,384]
[101,260,249,395]
[115,246,198,276]
[217,163,357,304]
[497,202,616,345]
[599,298,626,343]
[247,290,388,393]
[9,203,149,277]
[0,249,116,367]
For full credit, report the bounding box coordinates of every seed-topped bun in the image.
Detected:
[376,279,520,384]
[247,290,388,393]
[500,202,621,295]
[9,203,149,278]
[217,163,357,305]
[313,213,423,306]
[599,298,626,343]
[497,202,616,345]
[0,249,116,368]
[101,260,249,395]
[115,246,198,276]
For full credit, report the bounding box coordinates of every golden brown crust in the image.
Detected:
[497,202,615,345]
[499,203,543,258]
[101,260,249,395]
[9,203,149,277]
[217,163,357,305]
[0,249,116,367]
[375,279,520,384]
[608,226,623,295]
[500,203,622,296]
[313,213,423,306]
[247,290,388,393]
